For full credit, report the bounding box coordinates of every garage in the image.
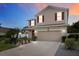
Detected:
[37,31,61,42]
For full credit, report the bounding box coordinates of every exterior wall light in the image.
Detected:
[61,29,67,36]
[34,30,37,36]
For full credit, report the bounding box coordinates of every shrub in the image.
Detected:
[68,34,74,38]
[4,38,11,44]
[17,37,32,44]
[68,34,79,41]
[65,38,75,49]
[32,36,37,41]
[74,34,79,41]
[0,37,5,41]
[62,36,66,42]
[26,38,32,40]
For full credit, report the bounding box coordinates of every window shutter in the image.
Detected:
[55,13,57,21]
[42,15,44,22]
[67,10,69,20]
[29,20,31,26]
[34,20,36,25]
[62,12,64,20]
[37,16,39,23]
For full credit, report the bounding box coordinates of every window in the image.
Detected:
[57,12,62,21]
[37,15,44,23]
[55,12,64,21]
[39,15,43,23]
[31,20,35,26]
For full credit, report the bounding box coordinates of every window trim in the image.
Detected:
[55,12,64,21]
[37,16,39,23]
[31,20,35,26]
[37,15,44,23]
[62,12,64,20]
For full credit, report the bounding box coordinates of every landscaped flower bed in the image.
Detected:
[17,37,32,45]
[0,37,32,52]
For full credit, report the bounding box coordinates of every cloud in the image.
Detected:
[69,3,79,16]
[48,3,72,8]
[34,3,79,16]
[34,3,48,10]
[34,3,73,10]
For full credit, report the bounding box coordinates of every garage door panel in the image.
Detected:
[37,31,61,42]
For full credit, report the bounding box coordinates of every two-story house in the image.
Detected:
[26,5,69,42]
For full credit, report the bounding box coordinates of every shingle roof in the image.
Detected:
[35,5,69,16]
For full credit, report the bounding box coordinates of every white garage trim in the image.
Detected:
[37,31,62,42]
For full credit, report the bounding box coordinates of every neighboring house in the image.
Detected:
[21,26,31,38]
[26,5,69,42]
[0,27,10,36]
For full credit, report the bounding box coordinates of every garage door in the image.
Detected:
[37,31,61,42]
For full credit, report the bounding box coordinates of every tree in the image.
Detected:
[67,21,79,33]
[6,28,19,38]
[67,21,79,41]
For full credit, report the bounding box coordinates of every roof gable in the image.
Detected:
[35,5,69,16]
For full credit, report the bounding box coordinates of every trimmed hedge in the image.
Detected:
[62,34,79,42]
[68,34,79,41]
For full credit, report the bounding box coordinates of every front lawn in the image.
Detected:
[0,38,17,52]
[0,37,33,52]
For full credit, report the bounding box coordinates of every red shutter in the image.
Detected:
[62,12,64,20]
[55,13,57,21]
[42,15,44,22]
[37,16,39,23]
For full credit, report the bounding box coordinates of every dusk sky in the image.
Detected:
[0,3,79,28]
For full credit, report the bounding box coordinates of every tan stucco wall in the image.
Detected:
[34,26,67,41]
[36,7,68,26]
[37,31,62,42]
[27,6,68,41]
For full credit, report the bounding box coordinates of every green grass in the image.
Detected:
[0,39,17,52]
[0,37,32,52]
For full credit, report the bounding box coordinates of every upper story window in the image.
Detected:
[55,12,64,21]
[31,20,35,26]
[37,15,44,23]
[29,20,36,27]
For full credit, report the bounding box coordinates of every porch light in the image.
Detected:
[61,29,67,36]
[34,30,37,36]
[62,29,66,33]
[19,32,22,35]
[34,30,37,33]
[19,32,22,38]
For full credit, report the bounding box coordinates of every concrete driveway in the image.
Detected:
[0,41,60,56]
